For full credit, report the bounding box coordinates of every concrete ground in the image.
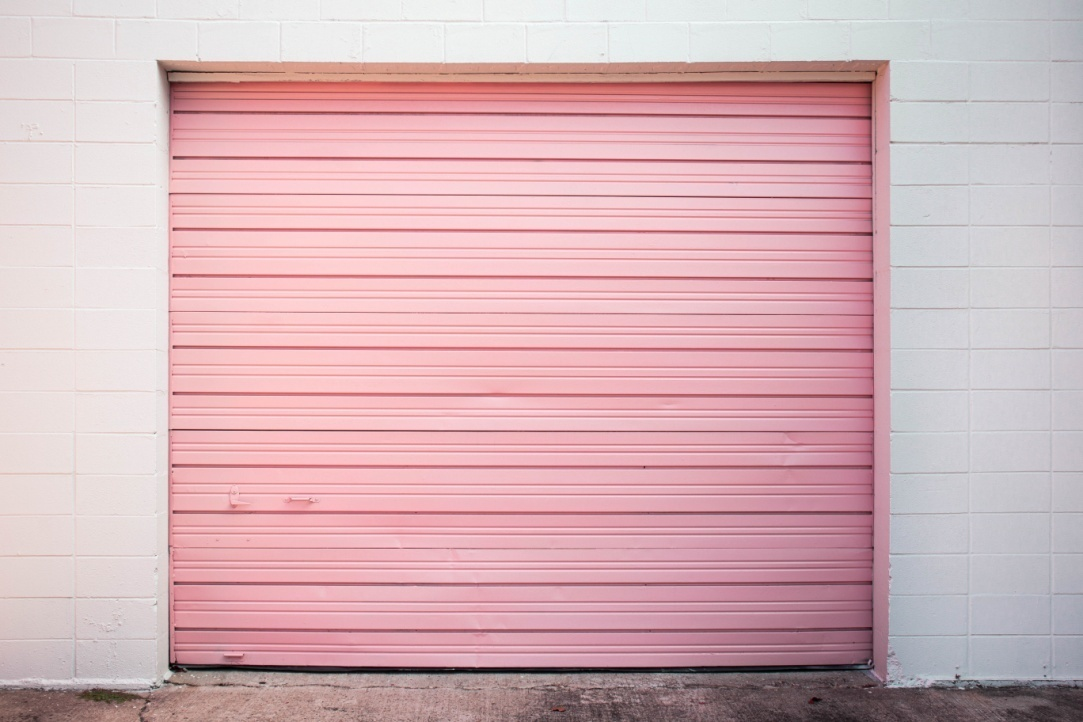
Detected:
[1,670,1081,722]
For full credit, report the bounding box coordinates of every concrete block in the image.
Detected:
[1055,637,1083,678]
[1052,145,1083,184]
[809,0,888,19]
[970,0,1052,19]
[76,515,157,556]
[1052,20,1083,60]
[0,557,73,597]
[971,268,1050,308]
[891,432,969,473]
[1053,595,1083,634]
[892,349,969,389]
[527,24,608,63]
[239,0,320,20]
[74,0,154,18]
[972,554,1051,594]
[610,23,688,62]
[1052,102,1083,142]
[1053,309,1083,348]
[769,22,850,61]
[0,310,74,350]
[74,433,156,475]
[445,23,526,63]
[970,102,1050,142]
[1054,350,1083,389]
[891,391,968,432]
[892,186,969,225]
[0,599,74,640]
[1052,62,1083,101]
[0,99,73,145]
[0,142,72,183]
[116,20,199,60]
[76,392,156,433]
[970,472,1052,511]
[74,142,158,185]
[0,351,74,391]
[75,639,157,681]
[1052,228,1083,267]
[970,226,1050,267]
[970,145,1050,184]
[971,431,1052,472]
[891,474,969,514]
[974,350,1048,389]
[971,185,1050,226]
[0,17,31,57]
[646,0,727,21]
[1054,392,1083,431]
[891,309,968,349]
[892,514,969,554]
[891,144,969,186]
[1053,185,1083,226]
[1053,473,1083,511]
[971,390,1051,431]
[74,227,158,268]
[76,476,157,516]
[890,595,968,636]
[1053,268,1083,308]
[0,392,74,432]
[890,268,968,308]
[76,556,158,599]
[851,21,931,59]
[76,309,156,350]
[76,186,157,227]
[158,0,240,20]
[1053,0,1083,19]
[0,185,73,225]
[730,0,807,20]
[0,513,73,554]
[33,18,114,59]
[890,61,969,101]
[403,0,483,21]
[364,23,444,62]
[932,20,1051,61]
[0,59,73,100]
[888,635,967,680]
[75,101,156,142]
[0,475,72,516]
[281,22,362,62]
[1054,431,1083,470]
[970,61,1051,101]
[970,310,1051,349]
[0,433,73,473]
[689,23,770,62]
[969,636,1050,679]
[0,641,74,682]
[1054,553,1083,591]
[972,595,1051,635]
[76,599,158,640]
[198,21,280,61]
[971,512,1051,552]
[76,350,156,392]
[891,554,969,595]
[890,226,969,266]
[75,60,159,102]
[321,0,401,20]
[890,0,968,19]
[76,267,157,310]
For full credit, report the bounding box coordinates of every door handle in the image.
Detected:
[228,486,253,508]
[285,496,319,503]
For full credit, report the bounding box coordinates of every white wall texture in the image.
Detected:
[0,0,1080,687]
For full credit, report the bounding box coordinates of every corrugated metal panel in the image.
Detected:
[169,81,874,668]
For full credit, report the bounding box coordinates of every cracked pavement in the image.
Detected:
[2,670,1082,721]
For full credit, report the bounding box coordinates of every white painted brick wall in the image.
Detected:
[0,0,1078,688]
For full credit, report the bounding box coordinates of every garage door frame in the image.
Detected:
[165,63,891,679]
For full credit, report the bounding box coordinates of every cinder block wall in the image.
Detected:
[0,0,1079,686]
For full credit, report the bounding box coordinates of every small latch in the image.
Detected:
[285,496,319,504]
[228,486,252,508]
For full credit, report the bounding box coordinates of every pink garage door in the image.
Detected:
[169,82,874,668]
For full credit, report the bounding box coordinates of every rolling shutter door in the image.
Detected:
[169,82,874,668]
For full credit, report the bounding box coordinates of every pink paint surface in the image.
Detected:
[169,81,874,669]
